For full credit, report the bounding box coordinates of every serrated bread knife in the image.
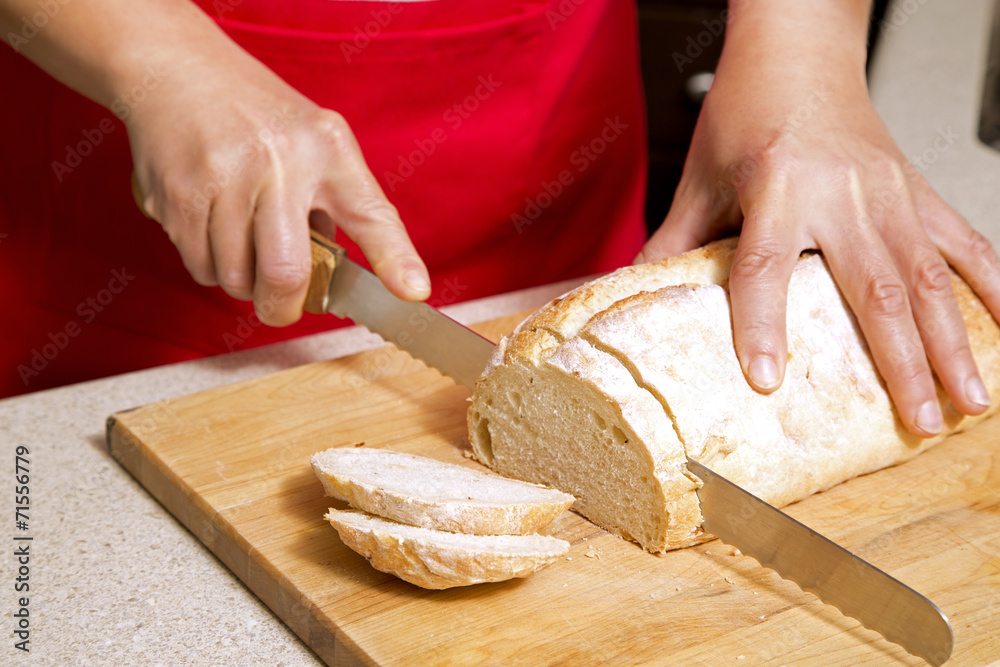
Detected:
[686,458,952,665]
[303,230,495,389]
[304,231,952,664]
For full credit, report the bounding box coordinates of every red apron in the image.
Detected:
[0,0,647,398]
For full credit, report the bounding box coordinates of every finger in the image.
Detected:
[916,189,1000,324]
[313,113,430,301]
[330,193,430,301]
[158,177,218,287]
[882,223,990,416]
[635,181,737,264]
[251,182,312,326]
[819,218,942,437]
[208,185,255,301]
[727,199,801,394]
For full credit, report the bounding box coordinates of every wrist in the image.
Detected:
[720,0,871,93]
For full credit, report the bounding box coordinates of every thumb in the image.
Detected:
[635,184,735,264]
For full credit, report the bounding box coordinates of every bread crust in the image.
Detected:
[468,244,1000,553]
[325,509,570,589]
[311,448,574,536]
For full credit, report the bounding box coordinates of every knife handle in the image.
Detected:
[305,230,344,315]
[129,171,343,315]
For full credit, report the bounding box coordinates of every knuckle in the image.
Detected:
[315,110,354,152]
[218,269,253,296]
[891,356,930,387]
[880,332,927,379]
[868,152,906,183]
[160,174,196,210]
[351,195,400,226]
[966,228,999,266]
[823,157,860,184]
[735,141,793,188]
[730,243,786,285]
[861,271,910,319]
[910,254,954,303]
[258,259,311,294]
[257,130,291,167]
[181,254,217,287]
[202,149,233,179]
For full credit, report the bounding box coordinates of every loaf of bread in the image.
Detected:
[325,509,570,589]
[311,447,574,535]
[467,238,1000,553]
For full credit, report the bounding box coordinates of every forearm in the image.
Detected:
[720,0,872,99]
[0,0,245,112]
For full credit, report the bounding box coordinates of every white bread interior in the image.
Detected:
[311,447,574,535]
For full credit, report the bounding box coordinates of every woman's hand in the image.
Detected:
[637,0,1000,437]
[3,0,430,326]
[126,47,431,326]
[123,10,430,326]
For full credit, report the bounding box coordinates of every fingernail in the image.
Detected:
[966,376,991,409]
[748,356,779,390]
[915,400,943,435]
[403,270,430,294]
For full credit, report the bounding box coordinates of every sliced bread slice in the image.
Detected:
[325,508,570,589]
[311,447,574,535]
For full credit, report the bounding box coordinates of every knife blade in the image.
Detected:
[686,457,953,665]
[305,231,496,389]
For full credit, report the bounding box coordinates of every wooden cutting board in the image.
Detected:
[106,312,1000,666]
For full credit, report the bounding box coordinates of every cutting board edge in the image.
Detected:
[105,412,374,667]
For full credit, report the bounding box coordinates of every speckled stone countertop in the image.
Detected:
[0,279,584,667]
[4,1,1000,664]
